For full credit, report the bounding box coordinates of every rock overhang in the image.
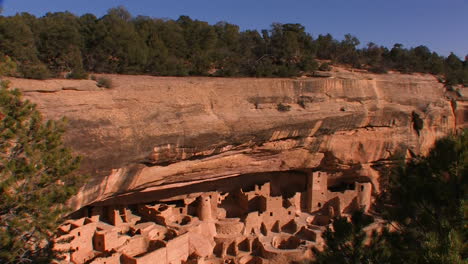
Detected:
[6,70,463,211]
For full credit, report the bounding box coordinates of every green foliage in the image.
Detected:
[18,63,51,80]
[313,211,393,264]
[318,62,332,71]
[337,34,361,67]
[0,56,18,76]
[66,67,88,79]
[0,8,465,82]
[89,7,148,73]
[0,15,40,63]
[96,76,113,88]
[444,53,467,86]
[35,12,85,75]
[313,132,467,264]
[369,65,388,74]
[0,81,85,263]
[381,131,468,264]
[315,34,337,60]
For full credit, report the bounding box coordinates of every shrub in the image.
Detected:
[299,57,319,72]
[96,77,113,88]
[0,56,18,76]
[19,63,51,80]
[67,68,88,79]
[369,65,388,74]
[276,64,300,77]
[319,62,332,71]
[277,103,291,112]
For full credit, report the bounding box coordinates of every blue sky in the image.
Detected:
[2,0,467,58]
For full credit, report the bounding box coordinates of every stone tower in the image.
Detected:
[197,195,213,221]
[306,171,328,212]
[356,182,372,212]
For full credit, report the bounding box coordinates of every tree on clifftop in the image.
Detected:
[0,80,85,263]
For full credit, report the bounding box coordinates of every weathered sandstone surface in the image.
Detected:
[6,71,466,211]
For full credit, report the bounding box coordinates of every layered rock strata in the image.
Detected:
[7,71,463,211]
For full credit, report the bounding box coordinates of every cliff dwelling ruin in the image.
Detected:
[7,71,465,264]
[54,171,372,264]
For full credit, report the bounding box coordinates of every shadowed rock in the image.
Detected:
[7,70,465,211]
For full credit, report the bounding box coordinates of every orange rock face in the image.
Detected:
[6,71,464,211]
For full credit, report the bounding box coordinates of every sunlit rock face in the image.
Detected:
[8,70,462,211]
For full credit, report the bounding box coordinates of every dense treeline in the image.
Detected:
[0,6,467,85]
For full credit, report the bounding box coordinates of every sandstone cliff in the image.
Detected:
[6,71,465,211]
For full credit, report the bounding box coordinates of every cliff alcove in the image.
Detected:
[5,69,467,263]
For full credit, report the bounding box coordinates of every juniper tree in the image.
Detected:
[312,211,393,264]
[382,131,468,264]
[0,80,84,263]
[311,132,467,264]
